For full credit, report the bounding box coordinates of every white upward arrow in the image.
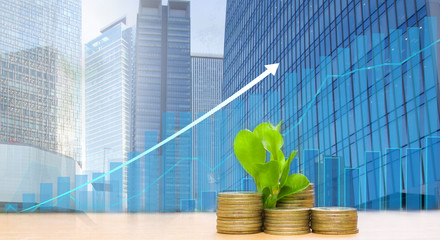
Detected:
[20,63,280,213]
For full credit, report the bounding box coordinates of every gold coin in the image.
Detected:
[311,215,357,221]
[280,196,315,200]
[216,198,262,202]
[311,226,358,232]
[311,207,357,213]
[264,217,309,222]
[217,204,262,210]
[217,212,262,218]
[278,199,314,202]
[311,211,357,215]
[311,221,358,227]
[312,229,359,235]
[264,210,310,215]
[217,196,262,201]
[217,219,262,225]
[311,219,357,225]
[264,217,310,222]
[217,202,262,207]
[277,203,314,207]
[217,207,263,212]
[217,215,263,221]
[264,229,310,235]
[264,223,309,228]
[264,214,310,219]
[217,209,261,214]
[264,226,310,232]
[217,229,261,234]
[265,208,310,213]
[217,224,262,230]
[277,202,314,206]
[277,204,314,209]
[218,192,262,198]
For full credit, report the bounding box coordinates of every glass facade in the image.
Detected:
[191,55,223,211]
[134,0,191,212]
[85,17,135,211]
[222,0,440,209]
[0,0,82,162]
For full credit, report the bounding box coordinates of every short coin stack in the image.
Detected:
[277,183,315,209]
[263,208,311,235]
[216,192,263,234]
[311,207,359,235]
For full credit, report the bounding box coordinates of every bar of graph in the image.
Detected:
[385,149,401,210]
[406,148,422,210]
[57,177,70,211]
[345,168,360,209]
[201,191,216,211]
[75,175,88,212]
[127,152,140,212]
[110,162,123,212]
[92,173,105,212]
[365,151,382,210]
[22,193,36,211]
[324,157,341,207]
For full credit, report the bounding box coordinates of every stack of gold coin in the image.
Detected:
[263,208,311,235]
[277,183,315,209]
[216,192,263,234]
[310,207,359,235]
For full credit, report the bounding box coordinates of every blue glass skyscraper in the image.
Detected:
[223,0,440,209]
[134,0,191,212]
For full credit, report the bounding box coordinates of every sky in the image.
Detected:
[82,0,227,56]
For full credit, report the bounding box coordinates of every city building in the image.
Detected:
[85,17,135,212]
[0,0,82,210]
[222,0,440,209]
[134,0,191,212]
[0,143,76,212]
[191,54,223,211]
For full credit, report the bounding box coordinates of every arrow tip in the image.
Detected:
[265,63,280,76]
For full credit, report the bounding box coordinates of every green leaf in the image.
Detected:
[275,121,282,132]
[254,161,281,192]
[280,150,297,187]
[233,130,266,178]
[262,187,271,203]
[253,123,284,162]
[269,149,285,163]
[253,123,277,139]
[277,173,310,200]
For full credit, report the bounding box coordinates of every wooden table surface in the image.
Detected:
[0,211,438,239]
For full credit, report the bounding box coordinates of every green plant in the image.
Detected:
[233,121,310,208]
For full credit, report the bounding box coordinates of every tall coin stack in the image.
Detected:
[216,192,263,234]
[311,207,359,235]
[263,208,311,235]
[277,183,315,208]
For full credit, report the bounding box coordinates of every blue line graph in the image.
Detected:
[65,154,233,209]
[19,64,277,213]
[17,35,440,213]
[282,38,440,136]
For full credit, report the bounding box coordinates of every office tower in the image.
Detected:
[0,0,82,162]
[191,55,223,211]
[191,55,223,118]
[85,17,135,211]
[223,0,440,209]
[134,0,191,212]
[0,0,82,209]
